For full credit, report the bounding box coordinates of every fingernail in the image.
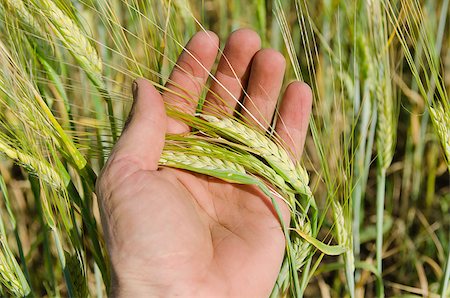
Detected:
[123,81,139,131]
[132,80,139,101]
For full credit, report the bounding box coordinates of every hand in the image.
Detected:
[96,29,312,297]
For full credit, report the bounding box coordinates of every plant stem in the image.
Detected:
[440,240,450,298]
[52,228,74,297]
[376,166,386,298]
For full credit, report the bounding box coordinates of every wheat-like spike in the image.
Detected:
[0,238,30,297]
[170,138,292,194]
[429,103,450,167]
[369,1,396,171]
[36,0,104,88]
[375,89,395,170]
[292,218,311,270]
[160,150,246,175]
[0,142,66,190]
[332,201,349,248]
[30,0,118,141]
[0,252,24,296]
[271,217,311,297]
[332,200,355,276]
[1,0,47,38]
[199,114,312,197]
[164,137,308,211]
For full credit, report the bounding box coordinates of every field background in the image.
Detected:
[0,0,449,297]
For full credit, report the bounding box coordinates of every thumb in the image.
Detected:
[111,78,167,171]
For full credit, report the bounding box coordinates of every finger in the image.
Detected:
[275,82,312,160]
[203,29,261,115]
[111,78,166,171]
[163,31,219,133]
[241,49,286,130]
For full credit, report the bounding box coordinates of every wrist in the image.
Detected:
[110,266,163,297]
[110,269,216,298]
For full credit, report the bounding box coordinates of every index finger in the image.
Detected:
[163,31,219,134]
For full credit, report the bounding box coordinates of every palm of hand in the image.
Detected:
[101,162,286,297]
[97,29,312,297]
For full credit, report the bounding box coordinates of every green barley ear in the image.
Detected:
[0,186,30,297]
[1,0,47,38]
[429,103,450,169]
[198,115,313,198]
[30,0,117,141]
[292,218,312,270]
[0,39,88,173]
[0,139,69,189]
[385,0,450,172]
[32,0,103,87]
[369,6,396,171]
[0,239,30,297]
[164,135,296,204]
[332,200,355,295]
[368,2,398,296]
[160,150,249,182]
[375,84,396,171]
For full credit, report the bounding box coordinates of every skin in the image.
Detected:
[96,29,312,297]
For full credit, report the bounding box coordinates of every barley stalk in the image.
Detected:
[66,252,88,298]
[369,3,396,296]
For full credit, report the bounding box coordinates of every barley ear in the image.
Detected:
[199,114,313,198]
[429,103,450,169]
[35,0,103,87]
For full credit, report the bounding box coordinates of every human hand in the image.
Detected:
[96,29,312,297]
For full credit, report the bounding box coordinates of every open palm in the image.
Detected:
[96,29,312,297]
